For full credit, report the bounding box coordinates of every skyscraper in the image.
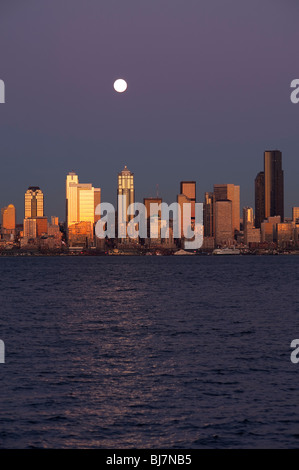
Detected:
[25,186,44,218]
[214,184,240,233]
[203,192,215,237]
[255,151,284,227]
[243,207,254,228]
[66,171,79,227]
[117,166,134,231]
[66,172,101,228]
[1,204,16,232]
[65,172,101,245]
[215,200,233,246]
[264,150,284,221]
[255,171,265,228]
[144,197,162,242]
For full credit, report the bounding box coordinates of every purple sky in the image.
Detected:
[0,0,298,222]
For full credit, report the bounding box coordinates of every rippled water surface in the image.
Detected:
[0,255,299,448]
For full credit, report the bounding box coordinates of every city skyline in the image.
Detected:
[1,150,299,253]
[1,157,299,252]
[1,149,299,226]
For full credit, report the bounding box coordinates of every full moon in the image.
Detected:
[113,79,127,93]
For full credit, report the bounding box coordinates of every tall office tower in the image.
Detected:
[214,184,240,233]
[243,206,261,246]
[144,197,162,239]
[117,166,134,226]
[264,150,284,221]
[1,204,16,231]
[180,181,196,222]
[65,172,101,229]
[243,207,254,228]
[66,171,79,227]
[255,171,265,228]
[215,200,233,246]
[25,186,44,218]
[292,207,299,225]
[203,192,215,237]
[77,184,97,224]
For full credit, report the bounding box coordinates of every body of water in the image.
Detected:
[0,256,299,448]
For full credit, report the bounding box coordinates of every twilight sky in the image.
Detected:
[0,0,298,222]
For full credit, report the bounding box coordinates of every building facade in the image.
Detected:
[214,184,240,233]
[25,186,44,218]
[255,171,265,228]
[117,166,134,237]
[1,204,16,233]
[215,200,233,246]
[66,172,101,245]
[203,192,215,238]
[264,150,284,221]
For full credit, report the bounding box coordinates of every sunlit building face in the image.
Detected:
[117,166,134,227]
[66,172,101,229]
[1,204,15,230]
[65,172,101,246]
[25,187,44,218]
[66,172,79,227]
[180,181,196,220]
[214,184,240,233]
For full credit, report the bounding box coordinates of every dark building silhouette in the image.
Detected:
[255,151,284,228]
[255,171,265,228]
[203,192,215,237]
[264,150,284,222]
